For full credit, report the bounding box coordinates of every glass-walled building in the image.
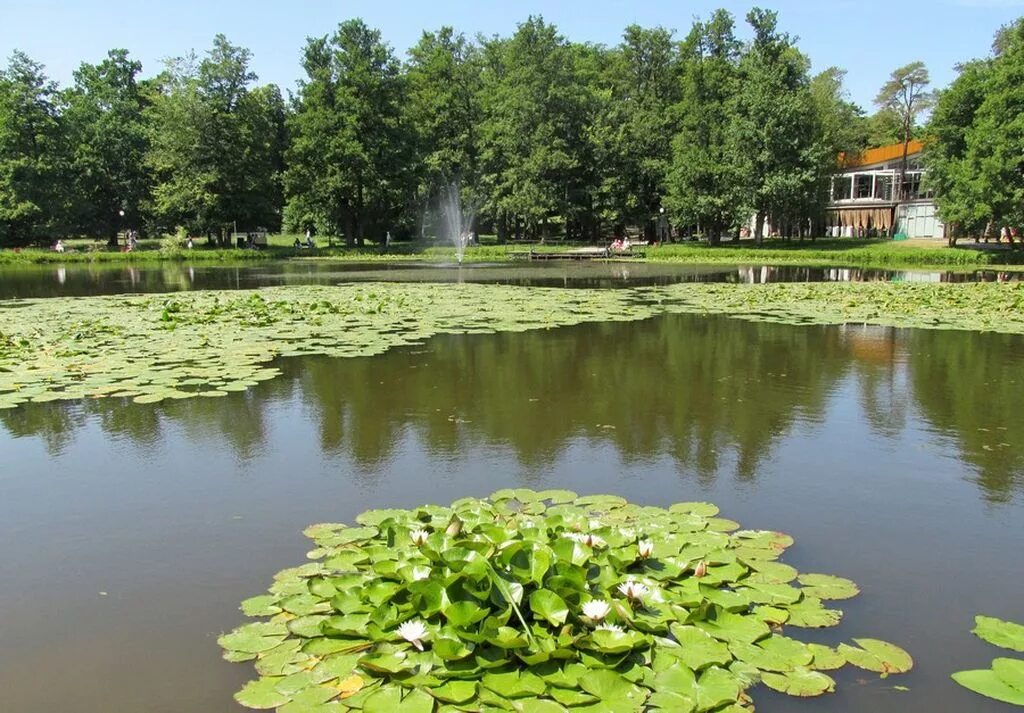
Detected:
[826,140,944,239]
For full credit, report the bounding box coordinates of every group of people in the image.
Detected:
[293,229,315,249]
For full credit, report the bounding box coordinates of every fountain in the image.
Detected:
[439,183,476,265]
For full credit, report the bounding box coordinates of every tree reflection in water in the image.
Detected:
[2,313,1022,502]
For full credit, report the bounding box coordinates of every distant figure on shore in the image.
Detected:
[186,237,193,250]
[54,239,64,253]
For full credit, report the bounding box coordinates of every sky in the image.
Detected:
[2,0,1024,109]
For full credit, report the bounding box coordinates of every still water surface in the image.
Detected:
[1,295,1023,711]
[2,259,1023,298]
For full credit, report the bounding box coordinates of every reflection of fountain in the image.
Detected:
[439,184,476,265]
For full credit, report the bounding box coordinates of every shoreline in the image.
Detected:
[2,238,1024,270]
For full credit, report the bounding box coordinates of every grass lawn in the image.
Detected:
[2,234,1023,269]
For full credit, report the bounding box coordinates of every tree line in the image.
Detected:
[926,19,1024,246]
[1,8,942,248]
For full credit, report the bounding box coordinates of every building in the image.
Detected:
[827,140,944,239]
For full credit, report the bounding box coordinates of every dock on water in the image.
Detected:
[508,246,645,261]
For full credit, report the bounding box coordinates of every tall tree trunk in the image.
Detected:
[754,211,766,245]
[708,221,721,246]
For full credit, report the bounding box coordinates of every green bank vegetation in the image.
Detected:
[3,238,1024,269]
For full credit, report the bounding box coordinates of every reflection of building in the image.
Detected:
[827,141,944,239]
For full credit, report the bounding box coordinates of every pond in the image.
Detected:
[1,283,1023,711]
[1,259,1023,299]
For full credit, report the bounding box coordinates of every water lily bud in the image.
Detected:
[445,517,463,537]
[694,560,708,578]
[638,540,655,559]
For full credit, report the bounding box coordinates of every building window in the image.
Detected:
[855,175,873,199]
[875,175,893,202]
[832,176,852,202]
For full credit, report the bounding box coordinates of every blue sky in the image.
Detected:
[2,0,1023,109]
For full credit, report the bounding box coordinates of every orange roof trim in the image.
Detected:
[839,140,923,169]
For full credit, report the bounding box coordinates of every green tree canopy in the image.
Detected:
[0,51,67,246]
[285,19,413,245]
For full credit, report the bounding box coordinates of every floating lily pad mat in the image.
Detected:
[2,281,1024,409]
[220,490,912,711]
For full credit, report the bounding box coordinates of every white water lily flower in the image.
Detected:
[410,529,430,546]
[411,565,431,581]
[582,599,612,621]
[564,531,605,548]
[597,623,625,633]
[397,620,428,651]
[637,540,655,559]
[617,579,649,601]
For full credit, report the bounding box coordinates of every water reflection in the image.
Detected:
[5,313,1022,502]
[2,260,1023,298]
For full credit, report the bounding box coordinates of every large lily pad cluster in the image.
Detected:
[953,615,1024,706]
[4,281,1023,410]
[220,490,911,712]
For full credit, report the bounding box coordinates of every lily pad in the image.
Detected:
[838,639,913,676]
[974,616,1024,653]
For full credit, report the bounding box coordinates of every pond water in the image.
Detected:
[2,259,1023,298]
[1,282,1024,711]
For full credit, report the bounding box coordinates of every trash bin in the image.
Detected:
[236,236,246,248]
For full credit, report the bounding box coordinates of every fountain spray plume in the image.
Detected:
[439,183,477,265]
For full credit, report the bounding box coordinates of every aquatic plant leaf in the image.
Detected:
[974,616,1024,653]
[993,658,1024,692]
[784,599,843,629]
[511,698,566,713]
[761,668,836,697]
[482,670,547,698]
[807,644,846,671]
[429,680,478,704]
[952,668,1024,706]
[797,574,860,601]
[242,595,283,617]
[529,590,569,627]
[665,625,733,670]
[235,678,291,709]
[838,639,913,676]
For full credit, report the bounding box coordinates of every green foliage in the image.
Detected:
[0,51,67,246]
[730,9,823,242]
[476,17,594,241]
[61,49,152,239]
[405,27,482,207]
[146,35,285,239]
[953,616,1024,705]
[665,11,744,244]
[221,491,911,711]
[927,19,1024,242]
[285,19,413,246]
